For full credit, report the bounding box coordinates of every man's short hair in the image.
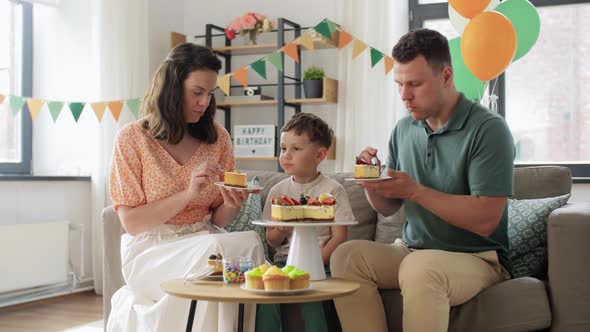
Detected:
[282,113,333,149]
[392,29,451,72]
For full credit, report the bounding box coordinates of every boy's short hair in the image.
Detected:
[282,113,333,149]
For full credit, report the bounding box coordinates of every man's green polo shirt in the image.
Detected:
[386,93,514,273]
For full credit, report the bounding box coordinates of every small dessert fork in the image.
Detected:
[184,265,215,284]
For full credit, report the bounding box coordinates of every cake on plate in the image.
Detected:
[207,253,223,275]
[284,266,310,290]
[224,171,247,188]
[262,265,290,291]
[271,193,335,222]
[354,157,380,179]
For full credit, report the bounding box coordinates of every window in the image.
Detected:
[410,0,590,179]
[0,0,32,174]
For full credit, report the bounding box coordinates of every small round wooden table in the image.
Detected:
[161,278,360,332]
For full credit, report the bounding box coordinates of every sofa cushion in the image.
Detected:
[508,194,571,278]
[225,176,269,259]
[375,208,405,244]
[514,166,571,199]
[326,172,377,241]
[380,277,551,332]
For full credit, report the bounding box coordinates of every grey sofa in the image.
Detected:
[102,166,590,331]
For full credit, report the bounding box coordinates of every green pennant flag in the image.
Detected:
[266,51,283,72]
[9,96,26,116]
[251,58,267,79]
[370,48,385,68]
[326,19,338,34]
[47,101,64,123]
[314,21,332,39]
[69,102,85,122]
[126,98,141,119]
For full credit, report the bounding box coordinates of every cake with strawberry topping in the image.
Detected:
[271,193,336,222]
[354,156,380,179]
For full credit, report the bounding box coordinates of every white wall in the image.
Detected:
[182,0,340,172]
[571,183,590,203]
[0,180,92,281]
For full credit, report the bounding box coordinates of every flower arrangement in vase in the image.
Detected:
[225,13,274,45]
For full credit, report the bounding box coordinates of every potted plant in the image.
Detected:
[303,66,325,98]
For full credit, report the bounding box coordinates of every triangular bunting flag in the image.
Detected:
[9,95,26,116]
[217,74,231,96]
[126,99,141,119]
[314,21,332,39]
[297,33,314,51]
[26,98,44,121]
[69,102,85,122]
[352,39,368,59]
[233,67,249,88]
[47,101,64,123]
[282,43,299,63]
[0,94,5,105]
[108,101,123,122]
[370,48,385,68]
[326,20,338,34]
[266,51,283,72]
[338,31,353,49]
[91,102,107,122]
[251,59,267,79]
[384,56,394,75]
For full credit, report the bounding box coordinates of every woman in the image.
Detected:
[107,43,264,332]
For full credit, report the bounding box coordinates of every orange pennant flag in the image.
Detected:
[282,42,299,63]
[0,94,5,105]
[384,56,394,75]
[217,74,231,96]
[91,102,107,122]
[108,101,123,122]
[352,39,368,59]
[27,98,44,121]
[233,67,249,88]
[297,32,314,51]
[338,31,353,49]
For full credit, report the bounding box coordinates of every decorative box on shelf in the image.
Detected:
[233,125,276,158]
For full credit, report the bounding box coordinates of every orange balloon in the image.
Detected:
[461,11,517,81]
[449,0,491,19]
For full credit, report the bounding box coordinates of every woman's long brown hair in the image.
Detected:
[142,43,222,144]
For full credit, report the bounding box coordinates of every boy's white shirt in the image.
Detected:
[261,174,355,262]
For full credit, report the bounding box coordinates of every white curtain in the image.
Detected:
[90,0,149,294]
[334,0,409,172]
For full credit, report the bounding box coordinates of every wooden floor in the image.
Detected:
[0,291,103,332]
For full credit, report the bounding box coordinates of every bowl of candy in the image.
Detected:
[222,257,253,284]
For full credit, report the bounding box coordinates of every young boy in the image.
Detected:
[263,112,354,264]
[257,113,354,332]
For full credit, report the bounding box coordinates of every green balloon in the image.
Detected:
[494,0,540,61]
[449,37,487,102]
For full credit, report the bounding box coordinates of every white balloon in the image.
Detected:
[448,0,500,35]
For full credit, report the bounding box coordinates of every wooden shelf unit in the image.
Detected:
[217,77,338,107]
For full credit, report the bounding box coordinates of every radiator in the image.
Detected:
[0,221,70,293]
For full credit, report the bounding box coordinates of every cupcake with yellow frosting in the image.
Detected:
[287,268,310,289]
[244,267,264,289]
[262,265,290,291]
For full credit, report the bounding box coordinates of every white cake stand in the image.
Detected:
[252,220,358,280]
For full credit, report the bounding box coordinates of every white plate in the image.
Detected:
[344,176,393,183]
[202,274,223,281]
[240,284,313,295]
[214,181,264,192]
[252,220,358,227]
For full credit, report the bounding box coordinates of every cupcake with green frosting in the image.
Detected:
[287,268,310,289]
[244,267,264,289]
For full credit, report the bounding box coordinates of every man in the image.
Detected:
[330,29,514,332]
